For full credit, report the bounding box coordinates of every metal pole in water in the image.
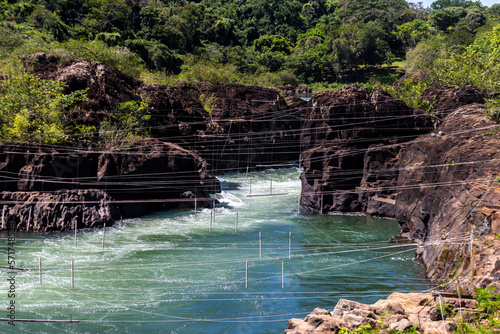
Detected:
[27,206,32,231]
[1,206,5,230]
[102,223,106,250]
[212,200,215,224]
[245,166,249,181]
[71,259,74,288]
[289,232,292,259]
[249,176,252,195]
[210,210,212,232]
[270,175,272,195]
[194,198,197,219]
[74,221,77,247]
[282,262,286,288]
[298,195,300,214]
[235,211,238,233]
[320,194,324,215]
[245,261,248,288]
[39,257,42,284]
[259,231,262,258]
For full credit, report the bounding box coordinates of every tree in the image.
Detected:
[0,74,86,144]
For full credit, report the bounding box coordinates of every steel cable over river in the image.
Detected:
[0,167,431,333]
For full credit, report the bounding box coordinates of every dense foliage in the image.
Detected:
[0,0,499,87]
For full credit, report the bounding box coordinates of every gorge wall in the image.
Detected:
[2,54,499,301]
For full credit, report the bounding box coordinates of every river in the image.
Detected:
[1,167,429,333]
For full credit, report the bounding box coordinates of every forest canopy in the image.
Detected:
[0,0,499,88]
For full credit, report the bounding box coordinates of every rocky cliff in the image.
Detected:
[0,138,218,231]
[299,85,433,216]
[395,104,500,295]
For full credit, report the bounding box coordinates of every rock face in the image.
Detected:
[1,190,118,232]
[0,139,219,231]
[299,85,432,216]
[24,54,305,172]
[286,292,469,334]
[395,104,500,295]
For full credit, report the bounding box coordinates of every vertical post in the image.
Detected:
[1,205,5,230]
[249,176,252,195]
[245,166,249,181]
[320,194,324,215]
[282,261,284,289]
[270,175,273,195]
[245,261,248,288]
[298,195,300,214]
[437,295,448,334]
[27,205,32,231]
[39,257,42,284]
[212,200,215,224]
[289,232,292,259]
[74,220,77,247]
[102,223,106,250]
[194,198,197,219]
[259,231,262,259]
[235,211,238,233]
[71,259,74,288]
[209,209,212,232]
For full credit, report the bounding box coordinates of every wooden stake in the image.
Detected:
[71,259,74,288]
[102,223,106,250]
[245,261,248,288]
[39,257,42,284]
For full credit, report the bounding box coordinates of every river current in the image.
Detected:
[1,168,429,333]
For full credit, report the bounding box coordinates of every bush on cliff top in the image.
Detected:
[0,73,86,144]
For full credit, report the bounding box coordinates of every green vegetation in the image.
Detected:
[0,73,86,143]
[0,0,498,89]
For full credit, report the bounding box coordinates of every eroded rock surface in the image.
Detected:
[286,292,468,334]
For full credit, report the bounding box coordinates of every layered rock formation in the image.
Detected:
[299,85,433,216]
[0,139,218,231]
[396,104,500,295]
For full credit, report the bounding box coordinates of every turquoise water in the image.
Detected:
[0,168,429,333]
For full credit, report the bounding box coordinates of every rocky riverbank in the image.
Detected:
[1,53,499,332]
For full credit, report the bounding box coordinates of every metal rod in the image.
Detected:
[39,257,42,284]
[289,232,292,259]
[194,198,197,219]
[270,175,273,195]
[27,206,32,232]
[102,224,106,250]
[320,194,324,215]
[249,176,252,194]
[245,261,248,288]
[259,231,262,258]
[235,211,238,233]
[282,261,284,289]
[71,259,74,288]
[74,220,77,247]
[1,206,5,230]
